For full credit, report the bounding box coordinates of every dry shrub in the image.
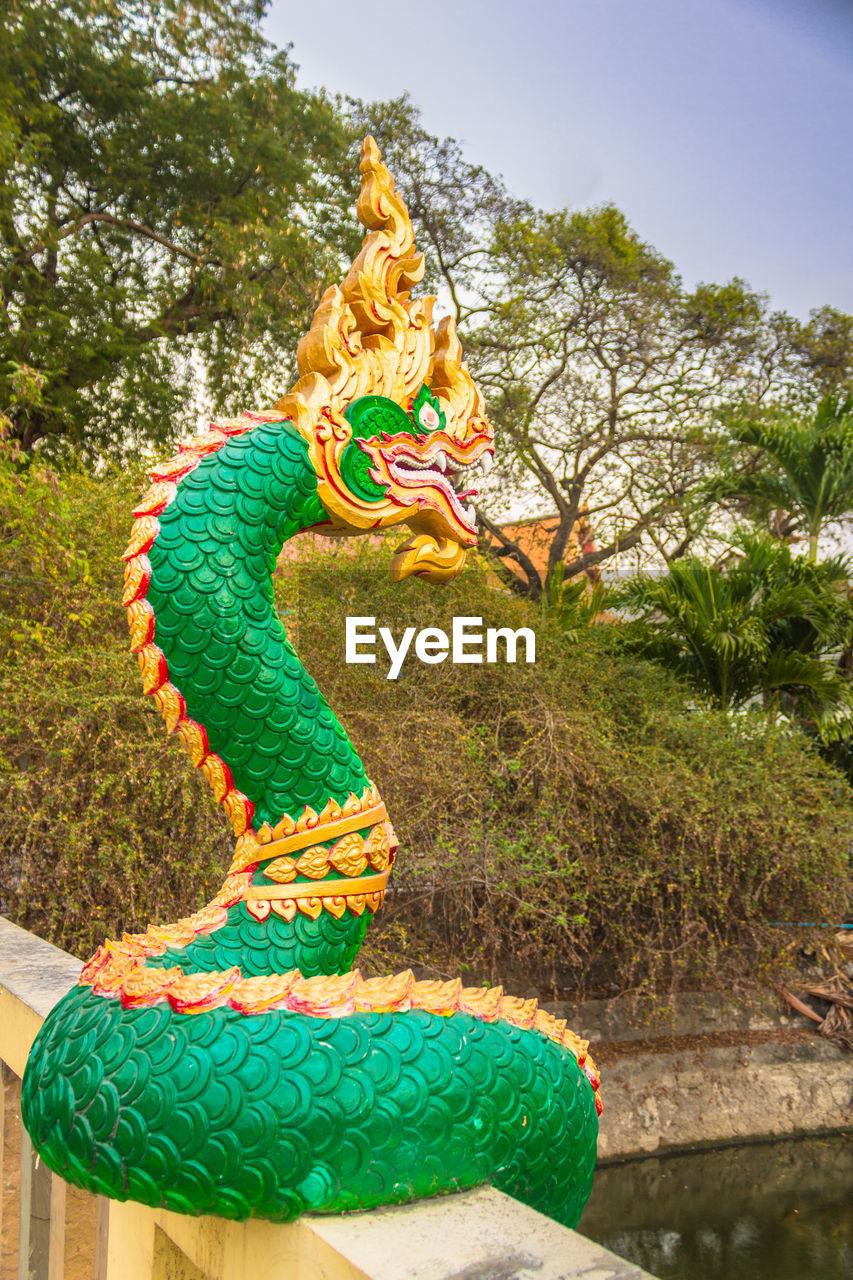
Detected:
[0,462,230,953]
[291,551,853,996]
[1,461,850,996]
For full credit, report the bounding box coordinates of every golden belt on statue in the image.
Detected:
[233,785,397,922]
[244,871,390,902]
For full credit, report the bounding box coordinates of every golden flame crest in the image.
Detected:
[276,137,493,582]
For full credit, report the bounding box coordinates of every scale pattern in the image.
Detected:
[24,987,598,1228]
[145,420,367,827]
[154,907,370,979]
[21,409,601,1228]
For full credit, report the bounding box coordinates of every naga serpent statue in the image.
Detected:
[22,139,601,1229]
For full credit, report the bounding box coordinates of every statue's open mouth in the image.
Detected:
[365,431,494,539]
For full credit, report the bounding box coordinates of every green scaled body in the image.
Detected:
[25,987,597,1227]
[142,419,370,979]
[22,412,599,1228]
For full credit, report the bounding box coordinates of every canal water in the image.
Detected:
[579,1135,853,1279]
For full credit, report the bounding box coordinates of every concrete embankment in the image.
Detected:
[549,990,853,1160]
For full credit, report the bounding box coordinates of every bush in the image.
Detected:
[1,456,850,995]
[291,556,853,994]
[0,457,231,953]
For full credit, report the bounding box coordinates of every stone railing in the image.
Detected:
[0,916,654,1280]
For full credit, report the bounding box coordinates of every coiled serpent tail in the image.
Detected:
[21,138,601,1230]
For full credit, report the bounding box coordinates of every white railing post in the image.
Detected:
[48,1176,66,1280]
[1,1061,8,1265]
[17,1126,67,1280]
[93,1197,110,1280]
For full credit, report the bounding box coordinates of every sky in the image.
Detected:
[263,0,853,322]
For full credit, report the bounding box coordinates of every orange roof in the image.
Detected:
[490,513,597,581]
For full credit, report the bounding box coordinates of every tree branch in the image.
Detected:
[560,511,663,580]
[21,213,208,267]
[477,507,544,599]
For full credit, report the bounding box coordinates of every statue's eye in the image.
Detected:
[418,403,440,431]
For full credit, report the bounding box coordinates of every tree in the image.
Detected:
[616,535,853,736]
[0,0,356,462]
[354,100,853,602]
[712,394,853,561]
[354,102,754,598]
[348,95,528,323]
[789,307,853,398]
[471,212,775,599]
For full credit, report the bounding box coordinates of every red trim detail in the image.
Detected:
[123,415,282,846]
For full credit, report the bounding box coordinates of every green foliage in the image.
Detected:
[790,306,853,397]
[713,394,853,559]
[615,535,853,731]
[287,546,851,996]
[542,562,610,643]
[0,0,357,462]
[468,199,774,596]
[0,451,231,952]
[1,461,849,993]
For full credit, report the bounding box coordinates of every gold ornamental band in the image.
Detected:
[257,803,389,860]
[243,871,390,901]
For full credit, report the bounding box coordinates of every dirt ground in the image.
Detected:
[2,1072,98,1280]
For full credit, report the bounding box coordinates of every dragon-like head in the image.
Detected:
[276,137,494,583]
[331,383,494,579]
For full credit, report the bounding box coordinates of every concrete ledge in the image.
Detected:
[308,1186,655,1280]
[105,1187,656,1280]
[0,916,657,1279]
[0,915,82,1075]
[597,1036,853,1160]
